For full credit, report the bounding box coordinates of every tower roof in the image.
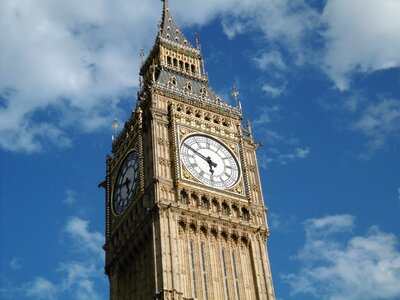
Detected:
[159,0,193,48]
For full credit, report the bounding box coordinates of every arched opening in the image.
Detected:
[222,202,230,216]
[242,208,250,221]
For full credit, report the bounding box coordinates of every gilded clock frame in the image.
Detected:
[176,125,246,197]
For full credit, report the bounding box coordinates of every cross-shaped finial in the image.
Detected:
[112,119,119,131]
[140,49,145,66]
[231,87,239,106]
[111,119,120,142]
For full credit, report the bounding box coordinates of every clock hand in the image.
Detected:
[124,177,131,188]
[183,143,218,173]
[206,157,217,168]
[183,144,209,162]
[116,177,131,189]
[207,157,216,174]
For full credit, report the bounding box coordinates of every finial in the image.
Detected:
[140,49,145,66]
[112,119,120,142]
[247,119,253,137]
[231,87,240,107]
[195,32,201,51]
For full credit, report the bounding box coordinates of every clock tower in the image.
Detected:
[103,1,275,299]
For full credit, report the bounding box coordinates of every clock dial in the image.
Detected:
[113,151,140,215]
[180,135,240,189]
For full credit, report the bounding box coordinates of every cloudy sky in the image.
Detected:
[1,0,400,299]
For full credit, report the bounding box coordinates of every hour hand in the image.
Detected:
[206,157,217,174]
[117,178,131,189]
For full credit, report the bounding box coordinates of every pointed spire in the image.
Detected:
[158,0,193,48]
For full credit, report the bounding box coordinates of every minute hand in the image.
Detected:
[184,144,217,167]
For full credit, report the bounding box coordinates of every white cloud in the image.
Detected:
[262,84,285,98]
[9,257,22,270]
[276,147,310,165]
[1,216,106,300]
[258,146,310,168]
[351,99,400,157]
[283,215,400,300]
[2,0,397,153]
[321,0,400,90]
[253,105,281,125]
[253,105,310,167]
[64,217,104,259]
[220,0,319,63]
[0,0,323,153]
[255,51,287,71]
[25,277,58,300]
[22,262,103,300]
[191,0,400,92]
[305,214,355,237]
[0,0,160,152]
[57,262,102,300]
[268,212,296,233]
[64,189,77,205]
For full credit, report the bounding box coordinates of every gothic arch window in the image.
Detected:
[200,87,207,97]
[201,196,209,210]
[231,233,239,243]
[222,202,229,216]
[211,199,219,213]
[232,251,241,300]
[179,60,184,70]
[167,56,172,65]
[242,208,250,221]
[232,205,239,218]
[173,58,178,67]
[189,241,198,299]
[171,77,177,86]
[211,228,218,239]
[222,119,230,127]
[191,64,196,74]
[180,190,189,204]
[221,248,231,300]
[185,62,190,72]
[186,82,192,92]
[201,243,209,300]
[191,193,198,206]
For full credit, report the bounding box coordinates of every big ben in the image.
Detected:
[103,1,276,299]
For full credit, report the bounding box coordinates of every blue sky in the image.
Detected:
[1,0,400,299]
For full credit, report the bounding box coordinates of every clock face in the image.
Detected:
[113,151,140,215]
[180,135,240,189]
